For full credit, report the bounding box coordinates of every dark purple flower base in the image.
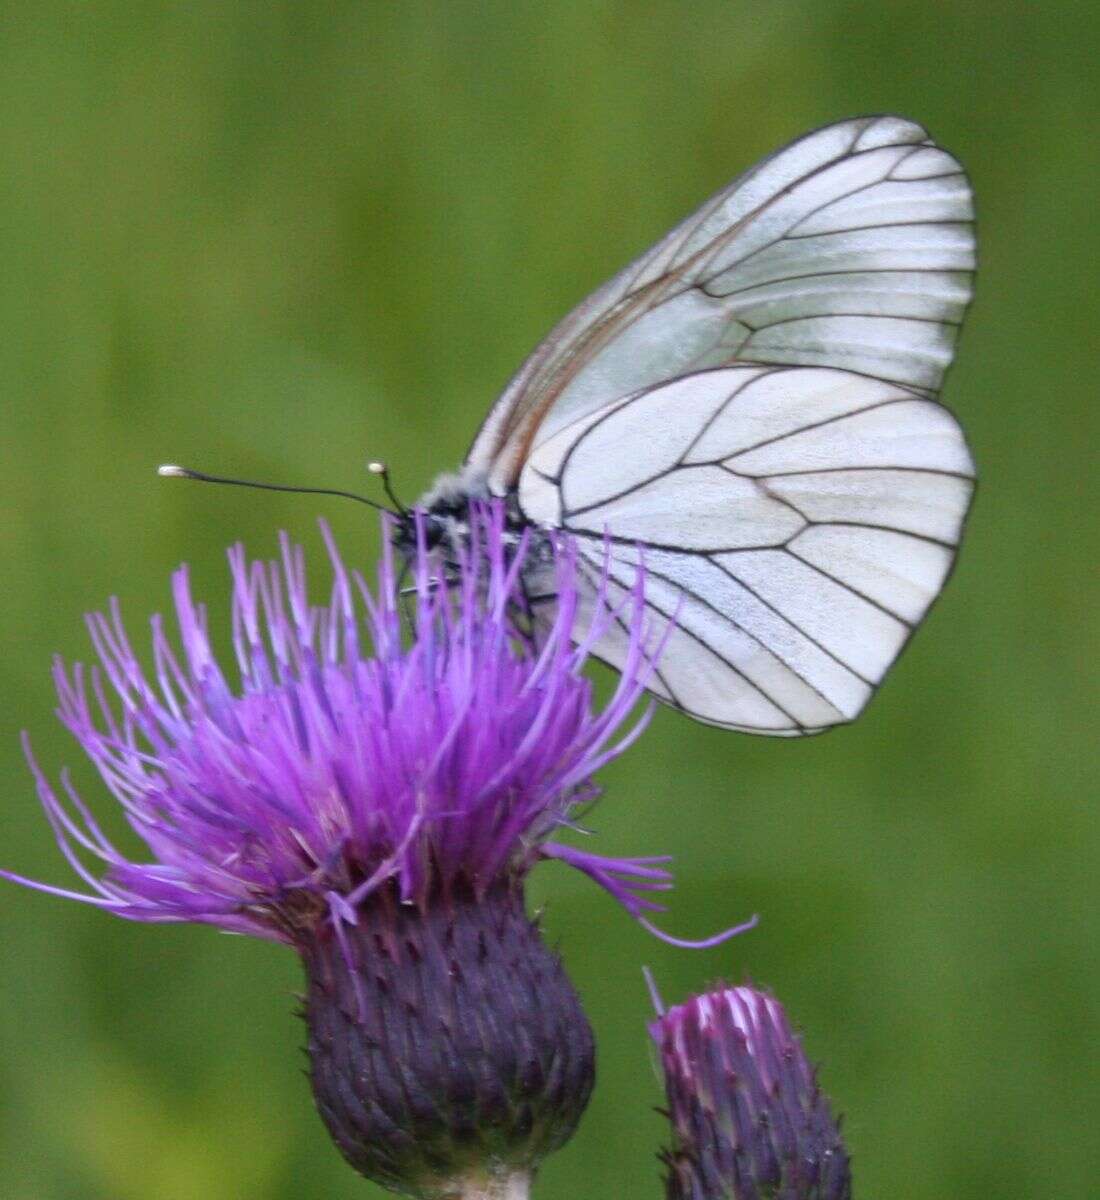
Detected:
[300,876,594,1196]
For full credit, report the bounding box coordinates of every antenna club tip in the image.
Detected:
[157,464,188,478]
[367,460,387,475]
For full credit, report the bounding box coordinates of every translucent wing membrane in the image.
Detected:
[470,115,974,491]
[519,366,974,733]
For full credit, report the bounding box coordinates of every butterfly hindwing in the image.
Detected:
[518,365,974,733]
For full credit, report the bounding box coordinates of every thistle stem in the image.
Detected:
[457,1171,531,1200]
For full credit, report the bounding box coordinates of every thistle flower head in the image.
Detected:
[6,502,698,1196]
[653,984,851,1200]
[7,503,669,941]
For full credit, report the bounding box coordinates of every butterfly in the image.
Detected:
[408,115,976,736]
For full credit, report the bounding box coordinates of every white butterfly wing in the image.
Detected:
[470,115,974,492]
[519,366,975,733]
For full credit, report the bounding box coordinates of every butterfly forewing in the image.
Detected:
[469,114,974,494]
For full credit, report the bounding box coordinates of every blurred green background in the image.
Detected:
[1,3,1096,1198]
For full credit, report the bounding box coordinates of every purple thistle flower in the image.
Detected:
[652,983,852,1200]
[6,503,670,940]
[7,500,753,1197]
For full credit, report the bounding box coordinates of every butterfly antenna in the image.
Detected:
[157,464,393,513]
[367,460,407,514]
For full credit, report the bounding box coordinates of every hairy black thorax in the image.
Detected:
[393,466,547,574]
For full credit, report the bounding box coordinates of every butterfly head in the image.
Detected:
[389,465,482,558]
[392,465,550,610]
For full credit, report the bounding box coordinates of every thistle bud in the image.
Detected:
[652,986,851,1200]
